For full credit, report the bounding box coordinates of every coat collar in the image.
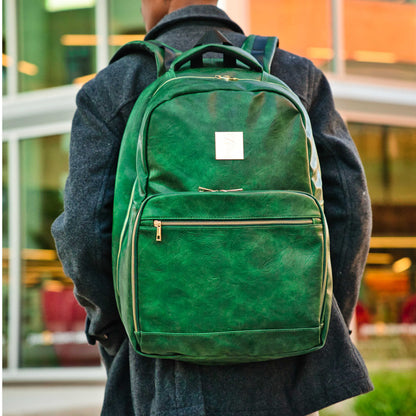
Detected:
[145,5,244,40]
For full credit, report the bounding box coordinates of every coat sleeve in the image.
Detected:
[51,81,128,357]
[51,53,156,361]
[306,67,372,327]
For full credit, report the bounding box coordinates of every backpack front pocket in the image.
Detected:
[152,217,318,242]
[132,190,331,363]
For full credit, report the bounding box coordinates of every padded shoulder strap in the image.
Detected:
[110,41,180,77]
[241,35,279,73]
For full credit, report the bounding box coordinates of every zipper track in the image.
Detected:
[152,218,319,242]
[152,75,297,106]
[131,209,142,333]
[156,218,314,226]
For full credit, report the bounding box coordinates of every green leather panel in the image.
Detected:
[137,326,324,364]
[145,89,312,195]
[137,223,323,330]
[124,191,329,361]
[139,190,321,221]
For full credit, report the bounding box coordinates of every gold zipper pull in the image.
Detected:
[154,220,162,242]
[198,187,217,192]
[198,186,244,192]
[215,75,239,81]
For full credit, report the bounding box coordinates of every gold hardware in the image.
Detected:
[215,75,239,81]
[154,220,162,242]
[198,187,243,193]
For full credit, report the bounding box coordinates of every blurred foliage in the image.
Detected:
[354,369,416,416]
[321,368,416,416]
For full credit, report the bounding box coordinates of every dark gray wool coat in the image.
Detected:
[52,5,374,416]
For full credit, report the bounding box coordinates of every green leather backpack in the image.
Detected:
[111,34,332,364]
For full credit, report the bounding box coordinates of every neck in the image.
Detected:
[168,0,217,14]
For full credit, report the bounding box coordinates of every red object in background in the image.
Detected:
[355,302,371,329]
[42,288,101,366]
[401,295,416,323]
[42,288,86,332]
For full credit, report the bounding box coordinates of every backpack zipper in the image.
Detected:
[198,186,243,192]
[214,75,239,81]
[151,74,293,99]
[153,218,319,242]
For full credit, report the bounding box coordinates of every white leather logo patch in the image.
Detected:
[215,132,244,160]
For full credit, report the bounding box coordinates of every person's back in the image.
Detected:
[52,1,373,415]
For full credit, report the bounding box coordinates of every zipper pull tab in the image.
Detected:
[198,187,217,192]
[154,220,162,242]
[215,75,239,81]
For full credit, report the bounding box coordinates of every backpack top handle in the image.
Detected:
[171,43,264,73]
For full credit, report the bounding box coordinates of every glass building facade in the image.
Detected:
[3,0,416,381]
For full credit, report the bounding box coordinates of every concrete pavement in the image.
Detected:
[3,383,104,416]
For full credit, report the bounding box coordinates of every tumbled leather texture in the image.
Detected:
[112,41,332,364]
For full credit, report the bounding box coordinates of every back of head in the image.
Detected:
[141,0,219,31]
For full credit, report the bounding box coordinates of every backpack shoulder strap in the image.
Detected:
[241,35,279,73]
[110,40,181,77]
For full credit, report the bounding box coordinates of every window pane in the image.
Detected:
[249,0,333,71]
[351,123,416,206]
[19,135,100,367]
[2,142,9,368]
[344,0,416,82]
[350,122,416,362]
[18,0,96,92]
[109,0,145,57]
[357,246,416,361]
